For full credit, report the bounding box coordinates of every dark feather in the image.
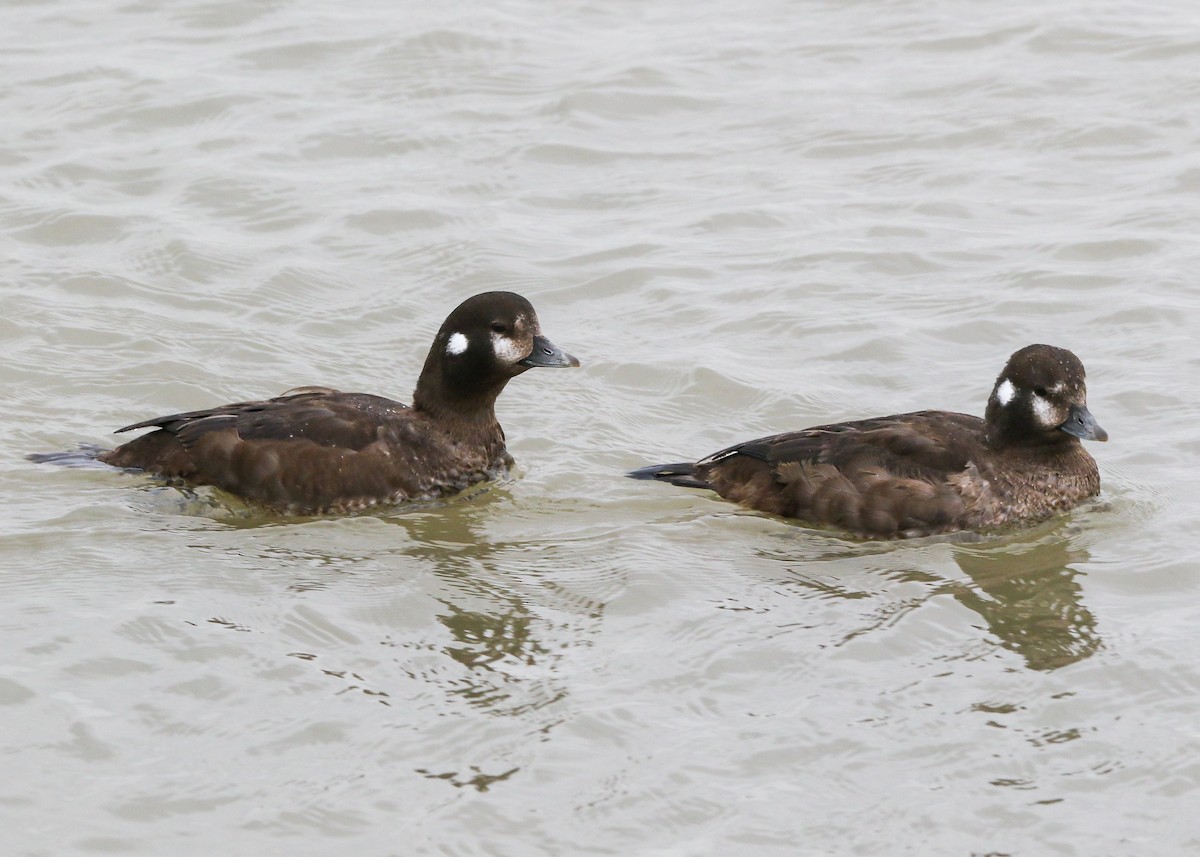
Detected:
[626,462,710,490]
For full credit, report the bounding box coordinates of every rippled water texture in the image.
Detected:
[4,1,1200,854]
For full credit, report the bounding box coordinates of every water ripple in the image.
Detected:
[4,0,1199,854]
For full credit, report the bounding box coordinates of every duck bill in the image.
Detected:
[1060,403,1108,442]
[520,334,580,368]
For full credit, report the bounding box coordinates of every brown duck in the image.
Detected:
[629,344,1107,539]
[92,291,578,514]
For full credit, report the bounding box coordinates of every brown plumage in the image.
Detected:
[91,292,578,514]
[629,344,1107,539]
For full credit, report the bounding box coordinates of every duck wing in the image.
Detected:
[114,388,408,452]
[698,411,987,537]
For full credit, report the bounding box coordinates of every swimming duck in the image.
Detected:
[95,291,578,514]
[629,344,1106,539]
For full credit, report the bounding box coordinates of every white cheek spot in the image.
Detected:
[446,332,468,356]
[491,331,525,363]
[1031,393,1056,427]
[995,378,1015,406]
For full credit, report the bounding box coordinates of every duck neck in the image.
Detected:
[412,361,508,441]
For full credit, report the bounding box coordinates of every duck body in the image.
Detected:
[630,345,1107,539]
[98,389,510,514]
[93,291,578,515]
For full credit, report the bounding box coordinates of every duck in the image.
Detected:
[91,291,578,514]
[629,344,1107,539]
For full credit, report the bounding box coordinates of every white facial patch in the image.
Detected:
[1031,393,1057,427]
[491,331,525,363]
[446,332,468,356]
[995,378,1016,406]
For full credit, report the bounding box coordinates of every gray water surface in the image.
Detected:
[4,1,1200,854]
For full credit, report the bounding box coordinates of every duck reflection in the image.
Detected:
[191,485,592,720]
[381,498,586,716]
[766,519,1101,672]
[438,599,544,672]
[948,530,1100,671]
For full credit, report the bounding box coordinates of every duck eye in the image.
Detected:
[1033,386,1048,397]
[490,322,508,334]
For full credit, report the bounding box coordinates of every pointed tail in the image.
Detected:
[626,461,710,490]
[26,444,110,469]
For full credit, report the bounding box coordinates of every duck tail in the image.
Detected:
[26,444,110,469]
[626,461,710,490]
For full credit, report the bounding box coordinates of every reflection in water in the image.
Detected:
[768,521,1101,672]
[182,486,597,726]
[414,765,521,792]
[439,600,544,671]
[383,501,592,717]
[949,533,1100,672]
[435,598,564,714]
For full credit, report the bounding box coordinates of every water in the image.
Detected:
[4,0,1200,854]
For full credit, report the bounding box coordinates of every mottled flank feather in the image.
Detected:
[98,390,499,514]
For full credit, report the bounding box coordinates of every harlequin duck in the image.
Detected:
[90,291,578,514]
[629,344,1107,539]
